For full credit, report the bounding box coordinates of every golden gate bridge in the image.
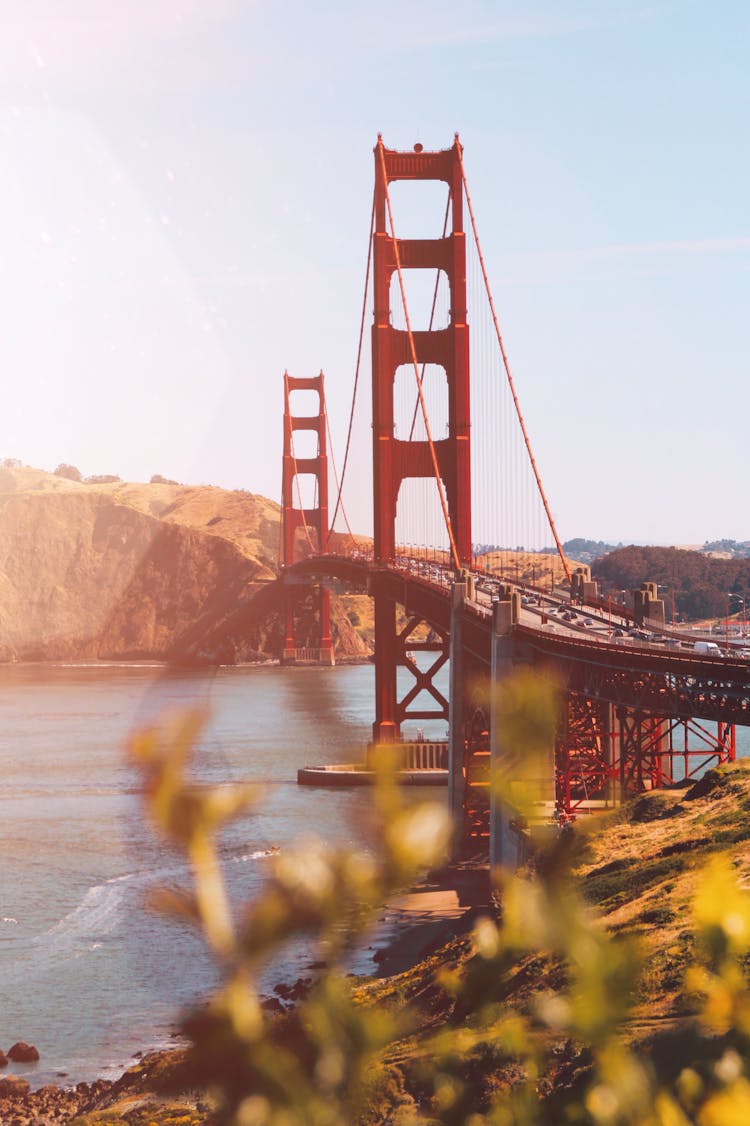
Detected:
[277,136,750,858]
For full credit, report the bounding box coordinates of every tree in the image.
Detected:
[53,463,82,481]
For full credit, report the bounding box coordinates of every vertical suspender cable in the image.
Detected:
[456,142,572,586]
[325,408,358,548]
[330,191,376,536]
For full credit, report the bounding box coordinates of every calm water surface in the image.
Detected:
[0,661,746,1088]
[0,662,447,1087]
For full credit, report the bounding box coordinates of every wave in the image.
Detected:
[227,847,280,864]
[42,880,132,951]
[39,846,274,948]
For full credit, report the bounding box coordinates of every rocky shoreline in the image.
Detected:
[0,864,489,1124]
[0,1074,115,1124]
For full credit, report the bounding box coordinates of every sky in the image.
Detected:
[0,0,747,545]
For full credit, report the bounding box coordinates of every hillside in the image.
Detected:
[0,465,367,663]
[592,544,750,622]
[349,763,750,1119]
[477,548,574,586]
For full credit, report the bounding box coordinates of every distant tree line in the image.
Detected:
[562,537,622,560]
[702,538,750,558]
[592,545,750,621]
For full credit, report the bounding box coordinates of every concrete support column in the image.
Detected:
[448,582,467,832]
[489,596,526,870]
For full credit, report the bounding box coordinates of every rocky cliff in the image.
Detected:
[0,466,368,663]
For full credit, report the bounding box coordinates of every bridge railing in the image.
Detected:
[367,740,449,771]
[290,647,333,664]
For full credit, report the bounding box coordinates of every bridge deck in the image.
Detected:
[283,554,750,726]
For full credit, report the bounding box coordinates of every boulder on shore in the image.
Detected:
[0,1074,30,1096]
[7,1041,39,1062]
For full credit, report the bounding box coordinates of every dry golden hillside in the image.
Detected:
[0,465,366,663]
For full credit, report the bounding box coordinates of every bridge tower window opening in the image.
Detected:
[386,178,452,243]
[291,472,319,517]
[292,523,322,558]
[388,268,451,334]
[289,427,320,461]
[289,387,324,418]
[393,363,449,442]
[395,477,451,564]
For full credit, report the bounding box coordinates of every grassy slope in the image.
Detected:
[353,763,750,1118]
[68,761,750,1122]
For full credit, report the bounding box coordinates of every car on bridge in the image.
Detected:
[694,641,721,656]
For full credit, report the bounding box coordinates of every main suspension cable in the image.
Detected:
[330,190,376,534]
[456,138,572,586]
[325,405,358,548]
[377,139,461,573]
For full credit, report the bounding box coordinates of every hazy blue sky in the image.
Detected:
[1,1,747,544]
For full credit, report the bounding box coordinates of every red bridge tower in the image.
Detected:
[371,137,471,741]
[281,371,333,665]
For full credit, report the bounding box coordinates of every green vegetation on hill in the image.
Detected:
[702,539,750,559]
[593,545,750,621]
[562,537,621,561]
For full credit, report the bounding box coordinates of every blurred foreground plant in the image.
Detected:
[131,681,750,1126]
[131,709,452,1124]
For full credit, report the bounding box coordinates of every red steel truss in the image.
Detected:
[555,694,736,818]
[371,139,471,741]
[281,371,332,664]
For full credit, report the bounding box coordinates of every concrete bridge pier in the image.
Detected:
[448,581,467,834]
[488,591,527,871]
[634,582,665,628]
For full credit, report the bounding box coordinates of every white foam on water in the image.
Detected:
[43,879,131,950]
[230,848,280,864]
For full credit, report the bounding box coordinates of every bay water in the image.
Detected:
[0,661,447,1088]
